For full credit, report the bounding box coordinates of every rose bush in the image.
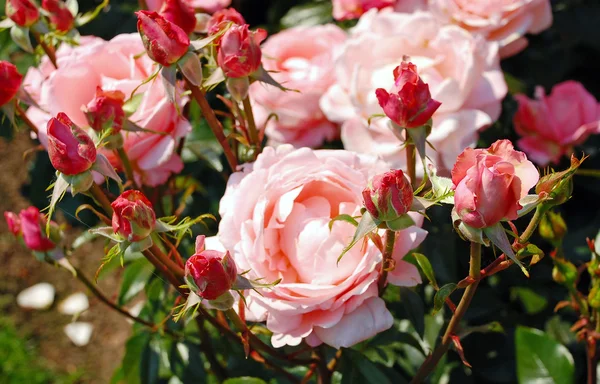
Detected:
[23,34,191,186]
[216,145,426,348]
[320,9,507,172]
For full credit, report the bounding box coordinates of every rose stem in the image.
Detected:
[184,78,238,171]
[15,103,38,134]
[195,317,228,380]
[32,31,58,69]
[406,129,417,190]
[115,147,140,190]
[377,229,396,294]
[410,242,481,383]
[242,95,261,154]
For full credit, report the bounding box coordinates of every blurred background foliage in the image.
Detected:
[1,0,600,383]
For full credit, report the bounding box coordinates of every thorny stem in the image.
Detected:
[518,205,546,245]
[15,103,38,134]
[587,339,597,384]
[406,129,417,190]
[410,242,481,383]
[378,230,396,294]
[316,347,331,384]
[115,147,140,190]
[32,31,58,68]
[195,317,228,381]
[185,79,238,171]
[89,183,114,216]
[242,96,260,153]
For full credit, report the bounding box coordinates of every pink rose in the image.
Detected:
[452,140,539,229]
[429,0,552,57]
[514,81,600,166]
[146,0,230,13]
[217,145,426,348]
[250,25,346,147]
[332,0,395,20]
[23,34,191,187]
[18,207,60,252]
[217,24,266,78]
[320,10,507,172]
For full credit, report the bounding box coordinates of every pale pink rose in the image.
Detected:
[429,0,552,57]
[217,145,426,348]
[250,25,346,148]
[332,0,395,20]
[23,34,190,187]
[514,81,600,166]
[146,0,230,13]
[452,140,539,228]
[320,10,507,173]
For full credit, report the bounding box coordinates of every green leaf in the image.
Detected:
[121,332,151,384]
[340,349,392,384]
[223,378,267,384]
[10,25,33,53]
[511,287,548,315]
[484,223,529,277]
[118,259,154,306]
[338,211,379,263]
[433,283,457,315]
[75,0,108,26]
[140,338,160,384]
[413,253,437,289]
[400,287,425,337]
[329,214,359,231]
[515,326,574,384]
[386,214,415,231]
[280,2,333,29]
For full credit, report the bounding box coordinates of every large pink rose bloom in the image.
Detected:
[320,10,507,172]
[514,81,600,166]
[216,145,426,348]
[251,25,346,148]
[23,34,191,186]
[146,0,230,13]
[429,0,552,58]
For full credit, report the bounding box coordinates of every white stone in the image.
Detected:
[16,283,55,310]
[64,322,93,346]
[58,292,89,315]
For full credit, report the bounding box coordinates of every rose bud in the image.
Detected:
[84,87,126,133]
[207,7,245,35]
[184,235,237,300]
[136,10,190,67]
[452,140,539,229]
[362,169,413,223]
[47,113,97,175]
[159,0,196,35]
[217,24,266,78]
[0,61,23,107]
[42,0,75,33]
[5,0,39,27]
[4,211,22,236]
[375,61,441,129]
[111,190,156,242]
[19,207,61,252]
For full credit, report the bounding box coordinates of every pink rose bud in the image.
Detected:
[332,0,395,21]
[42,0,75,33]
[159,0,196,35]
[207,7,245,35]
[5,0,39,27]
[452,140,540,229]
[375,61,441,129]
[0,61,23,107]
[111,190,156,242]
[19,207,60,252]
[4,211,22,236]
[184,235,237,300]
[47,113,97,175]
[84,87,126,133]
[136,10,190,67]
[217,24,266,78]
[362,169,413,222]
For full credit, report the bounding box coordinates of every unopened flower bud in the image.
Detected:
[42,0,74,33]
[362,169,413,222]
[375,61,441,129]
[19,207,61,252]
[207,8,245,35]
[111,190,156,242]
[539,211,567,243]
[217,24,266,78]
[84,87,126,133]
[4,211,22,236]
[536,172,574,206]
[159,0,196,35]
[136,10,190,67]
[0,61,23,107]
[5,0,39,27]
[63,171,94,195]
[184,235,237,300]
[47,113,97,175]
[226,76,249,102]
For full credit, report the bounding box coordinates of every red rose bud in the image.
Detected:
[185,235,237,300]
[217,24,266,78]
[0,61,23,107]
[5,0,39,27]
[207,8,245,35]
[4,211,22,236]
[19,207,60,252]
[42,0,74,33]
[47,113,97,175]
[375,61,441,128]
[159,0,196,35]
[136,10,190,66]
[84,87,126,133]
[362,169,413,222]
[111,190,156,242]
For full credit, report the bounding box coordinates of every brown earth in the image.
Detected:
[0,132,128,383]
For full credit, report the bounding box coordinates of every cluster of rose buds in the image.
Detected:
[0,61,23,107]
[4,207,62,253]
[6,0,74,33]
